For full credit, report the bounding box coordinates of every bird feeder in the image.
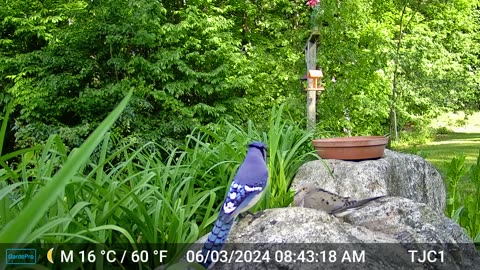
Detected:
[305,69,324,91]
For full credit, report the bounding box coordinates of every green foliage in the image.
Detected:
[1,0,312,151]
[223,0,310,125]
[0,90,132,244]
[0,105,316,267]
[445,154,467,218]
[433,126,453,135]
[389,125,435,147]
[466,153,480,242]
[262,105,318,208]
[2,0,479,150]
[0,102,12,156]
[182,105,317,211]
[445,152,480,244]
[313,0,480,138]
[314,0,393,136]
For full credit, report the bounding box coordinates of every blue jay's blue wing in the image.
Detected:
[200,141,268,269]
[221,177,267,217]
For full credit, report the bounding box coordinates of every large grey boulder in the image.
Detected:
[200,202,479,270]
[291,149,446,213]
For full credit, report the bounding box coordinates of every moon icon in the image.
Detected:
[47,248,54,264]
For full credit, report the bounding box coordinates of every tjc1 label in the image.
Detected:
[408,250,444,263]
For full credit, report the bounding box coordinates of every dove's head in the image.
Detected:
[295,183,317,195]
[293,183,317,207]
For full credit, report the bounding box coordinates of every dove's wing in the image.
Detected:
[330,196,384,217]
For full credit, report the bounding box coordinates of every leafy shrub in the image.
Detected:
[433,126,453,135]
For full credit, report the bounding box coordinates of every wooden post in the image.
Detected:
[305,32,320,130]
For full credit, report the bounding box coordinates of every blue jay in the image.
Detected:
[200,141,268,269]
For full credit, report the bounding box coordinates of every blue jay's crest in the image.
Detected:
[200,141,269,269]
[248,141,268,161]
[248,141,267,149]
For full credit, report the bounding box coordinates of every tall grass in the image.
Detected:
[0,103,316,268]
[187,105,317,210]
[263,105,318,208]
[446,154,467,218]
[467,154,480,243]
[0,90,133,243]
[445,152,480,244]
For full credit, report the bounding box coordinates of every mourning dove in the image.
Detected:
[294,183,384,217]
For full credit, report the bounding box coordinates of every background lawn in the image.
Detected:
[396,111,480,175]
[413,132,480,174]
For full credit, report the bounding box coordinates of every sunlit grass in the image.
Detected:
[394,111,480,173]
[396,132,480,174]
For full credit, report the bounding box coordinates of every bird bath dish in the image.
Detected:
[312,136,388,161]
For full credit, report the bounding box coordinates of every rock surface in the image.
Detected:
[291,149,446,213]
[203,203,480,270]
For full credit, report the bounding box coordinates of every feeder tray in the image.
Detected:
[312,136,389,160]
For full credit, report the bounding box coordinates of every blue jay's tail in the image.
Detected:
[200,218,234,269]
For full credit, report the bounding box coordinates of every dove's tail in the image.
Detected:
[331,196,384,217]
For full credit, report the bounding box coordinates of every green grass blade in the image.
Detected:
[0,146,42,163]
[96,132,111,184]
[26,217,71,242]
[0,90,132,243]
[0,102,13,156]
[75,225,136,244]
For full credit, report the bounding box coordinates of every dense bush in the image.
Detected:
[1,0,479,151]
[0,0,311,151]
[313,0,480,138]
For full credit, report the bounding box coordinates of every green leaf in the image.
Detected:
[0,102,13,156]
